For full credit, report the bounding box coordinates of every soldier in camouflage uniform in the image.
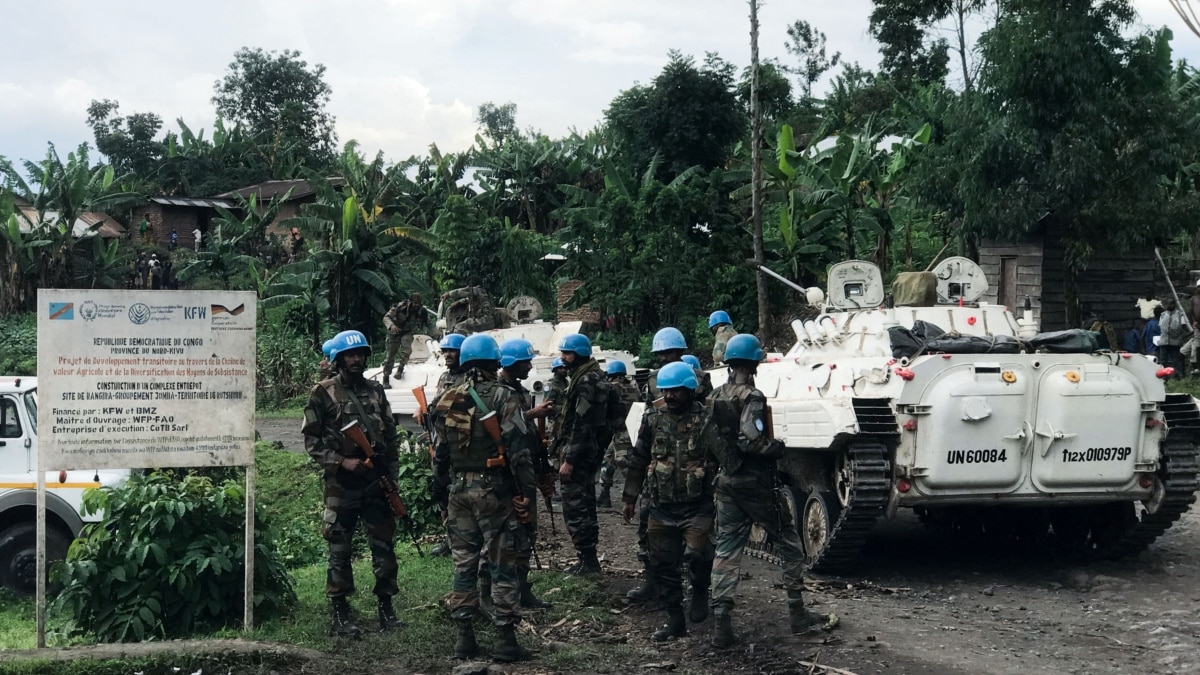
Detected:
[544,358,569,441]
[708,311,738,364]
[431,333,537,662]
[382,293,427,388]
[302,330,404,638]
[443,286,496,334]
[622,361,721,640]
[556,333,613,575]
[495,338,555,610]
[598,360,641,508]
[420,333,467,559]
[627,327,711,605]
[317,338,335,380]
[708,334,835,648]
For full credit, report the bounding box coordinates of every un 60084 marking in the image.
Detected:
[947,449,1007,464]
[1061,447,1132,463]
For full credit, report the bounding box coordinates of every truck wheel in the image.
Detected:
[0,523,71,596]
[801,491,841,562]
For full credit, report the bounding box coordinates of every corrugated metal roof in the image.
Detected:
[217,177,344,201]
[148,196,236,208]
[15,207,125,238]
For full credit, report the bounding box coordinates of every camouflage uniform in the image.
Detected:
[624,399,720,622]
[431,370,536,627]
[711,324,738,363]
[645,364,713,403]
[445,286,496,335]
[709,372,805,617]
[599,376,642,492]
[382,300,426,380]
[556,358,612,561]
[302,373,400,600]
[543,372,569,441]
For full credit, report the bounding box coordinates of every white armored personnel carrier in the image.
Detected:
[727,259,1200,572]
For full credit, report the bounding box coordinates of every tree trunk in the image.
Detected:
[750,0,769,339]
[956,0,972,92]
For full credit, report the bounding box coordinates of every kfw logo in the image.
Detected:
[184,306,207,319]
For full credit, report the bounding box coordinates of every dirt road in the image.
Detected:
[257,415,1200,674]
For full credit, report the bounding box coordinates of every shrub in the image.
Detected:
[256,323,318,409]
[0,313,37,375]
[52,472,296,642]
[395,433,440,535]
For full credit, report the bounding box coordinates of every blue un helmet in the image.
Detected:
[551,357,565,369]
[440,333,466,351]
[724,334,765,363]
[651,327,687,353]
[321,338,335,359]
[559,333,593,358]
[328,330,371,362]
[708,310,732,329]
[605,360,628,376]
[681,355,702,370]
[459,334,502,366]
[499,338,536,367]
[656,361,698,390]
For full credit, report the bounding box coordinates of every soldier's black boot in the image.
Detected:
[566,549,601,576]
[625,573,657,603]
[711,611,736,649]
[519,569,553,610]
[689,586,709,623]
[377,595,404,631]
[381,376,391,389]
[330,597,362,639]
[453,620,479,659]
[788,594,836,635]
[597,486,612,508]
[430,537,451,557]
[653,606,688,641]
[491,623,532,662]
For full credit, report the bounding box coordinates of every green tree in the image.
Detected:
[86,99,165,182]
[476,102,520,144]
[213,47,337,172]
[605,51,747,181]
[784,20,842,100]
[868,0,951,88]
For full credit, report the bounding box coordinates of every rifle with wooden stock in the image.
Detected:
[340,420,425,557]
[412,386,437,458]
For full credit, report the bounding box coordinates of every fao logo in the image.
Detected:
[80,301,98,321]
[128,303,150,325]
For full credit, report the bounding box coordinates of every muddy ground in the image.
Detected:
[257,417,1200,674]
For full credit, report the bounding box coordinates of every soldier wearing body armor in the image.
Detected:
[544,358,569,440]
[431,334,537,662]
[555,333,613,575]
[627,327,711,605]
[382,293,427,388]
[421,333,466,559]
[444,286,496,334]
[598,360,641,509]
[708,334,835,648]
[709,311,738,364]
[622,361,721,641]
[301,330,404,638]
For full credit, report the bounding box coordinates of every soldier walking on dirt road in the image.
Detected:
[707,334,836,648]
[622,361,721,641]
[301,330,405,638]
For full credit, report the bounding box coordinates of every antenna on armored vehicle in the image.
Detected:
[744,260,826,306]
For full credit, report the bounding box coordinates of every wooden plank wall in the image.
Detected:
[979,238,1044,327]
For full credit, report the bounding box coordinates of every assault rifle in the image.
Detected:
[340,420,425,557]
[533,397,558,537]
[412,386,437,459]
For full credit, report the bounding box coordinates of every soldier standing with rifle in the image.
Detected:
[382,293,427,389]
[544,358,569,440]
[622,361,721,641]
[708,334,836,648]
[598,361,641,509]
[431,334,537,662]
[416,332,467,558]
[497,338,555,609]
[301,330,405,638]
[555,334,613,576]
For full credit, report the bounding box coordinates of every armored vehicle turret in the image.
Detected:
[724,259,1200,572]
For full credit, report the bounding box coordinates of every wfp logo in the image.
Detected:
[128,303,150,325]
[184,306,207,319]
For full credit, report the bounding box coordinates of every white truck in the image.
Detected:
[0,377,129,594]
